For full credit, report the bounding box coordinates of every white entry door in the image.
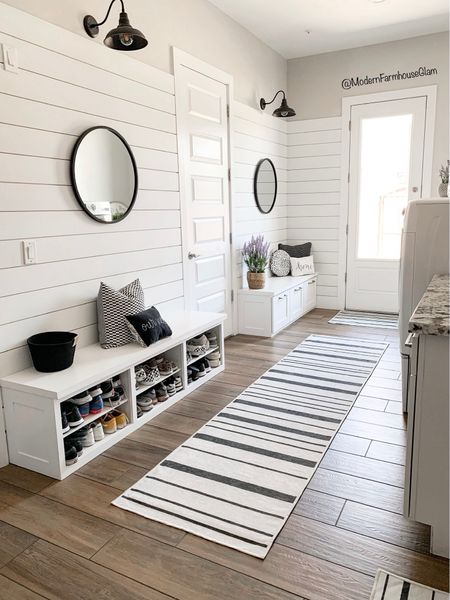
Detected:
[174,53,233,336]
[346,97,427,313]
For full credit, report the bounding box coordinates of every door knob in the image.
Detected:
[188,252,200,260]
[412,186,418,193]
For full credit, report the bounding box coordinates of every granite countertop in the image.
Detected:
[409,274,450,336]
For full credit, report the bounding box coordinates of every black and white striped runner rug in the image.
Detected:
[329,310,399,330]
[371,570,448,599]
[113,334,387,558]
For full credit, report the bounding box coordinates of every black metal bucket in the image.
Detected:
[27,331,78,373]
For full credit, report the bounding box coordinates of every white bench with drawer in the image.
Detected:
[238,274,317,337]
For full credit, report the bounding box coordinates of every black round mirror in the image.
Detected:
[71,126,138,223]
[254,158,277,214]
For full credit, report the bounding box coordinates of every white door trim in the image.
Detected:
[338,85,437,309]
[0,391,8,468]
[173,48,237,334]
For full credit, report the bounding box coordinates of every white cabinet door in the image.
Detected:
[272,292,289,332]
[238,295,271,337]
[303,278,317,313]
[290,285,303,321]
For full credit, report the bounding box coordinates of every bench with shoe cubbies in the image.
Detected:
[1,311,225,480]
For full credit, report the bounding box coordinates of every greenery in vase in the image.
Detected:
[242,234,270,273]
[439,161,449,184]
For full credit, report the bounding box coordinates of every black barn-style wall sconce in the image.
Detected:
[83,0,148,51]
[260,90,296,118]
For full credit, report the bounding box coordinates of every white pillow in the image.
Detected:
[290,255,315,277]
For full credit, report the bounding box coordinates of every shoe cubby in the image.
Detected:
[186,325,223,389]
[61,368,133,473]
[134,344,185,423]
[134,345,184,396]
[61,370,131,439]
[1,311,225,479]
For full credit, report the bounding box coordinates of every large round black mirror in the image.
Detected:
[254,158,277,214]
[71,126,138,223]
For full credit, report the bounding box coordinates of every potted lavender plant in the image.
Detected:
[438,161,449,197]
[242,234,270,289]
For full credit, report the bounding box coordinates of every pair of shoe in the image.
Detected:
[187,358,210,383]
[61,410,71,434]
[61,404,84,430]
[164,377,178,397]
[173,375,183,392]
[135,364,160,386]
[69,420,104,447]
[137,388,157,412]
[205,330,218,347]
[148,356,177,377]
[101,410,128,434]
[208,349,221,368]
[101,378,125,408]
[187,334,210,357]
[149,383,169,402]
[64,424,97,461]
[194,358,211,378]
[64,437,83,465]
[79,385,104,418]
[164,374,181,395]
[72,385,103,407]
[159,359,178,377]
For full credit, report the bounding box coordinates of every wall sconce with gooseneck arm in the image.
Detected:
[260,90,296,118]
[83,0,148,51]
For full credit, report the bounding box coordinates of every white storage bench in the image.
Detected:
[0,311,225,480]
[238,274,317,337]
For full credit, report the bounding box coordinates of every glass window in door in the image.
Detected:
[357,114,413,260]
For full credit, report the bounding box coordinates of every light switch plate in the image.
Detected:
[23,240,37,265]
[2,44,19,73]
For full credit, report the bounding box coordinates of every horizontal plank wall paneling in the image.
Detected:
[232,102,288,288]
[287,117,343,309]
[0,4,183,378]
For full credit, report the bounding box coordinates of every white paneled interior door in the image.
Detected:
[174,51,233,336]
[346,97,427,313]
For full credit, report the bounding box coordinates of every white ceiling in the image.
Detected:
[208,0,449,59]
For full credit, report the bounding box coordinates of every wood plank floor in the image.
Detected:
[0,309,448,600]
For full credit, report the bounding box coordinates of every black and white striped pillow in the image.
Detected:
[97,279,145,348]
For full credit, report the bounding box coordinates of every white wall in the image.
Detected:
[1,0,287,107]
[0,4,184,379]
[287,32,449,192]
[287,117,342,309]
[232,102,288,288]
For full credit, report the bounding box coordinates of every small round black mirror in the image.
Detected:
[71,126,138,223]
[254,158,277,214]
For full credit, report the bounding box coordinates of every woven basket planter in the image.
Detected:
[247,272,266,290]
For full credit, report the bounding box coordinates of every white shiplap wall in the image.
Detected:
[0,4,184,378]
[232,102,288,288]
[287,117,343,308]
